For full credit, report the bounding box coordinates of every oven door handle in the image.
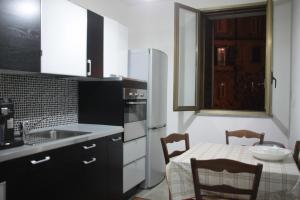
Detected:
[126,101,147,105]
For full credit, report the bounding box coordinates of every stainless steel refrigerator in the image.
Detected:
[128,49,168,188]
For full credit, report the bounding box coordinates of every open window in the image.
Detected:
[173,0,274,117]
[173,4,202,111]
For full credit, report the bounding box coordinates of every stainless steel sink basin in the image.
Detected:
[24,130,91,145]
[32,130,90,139]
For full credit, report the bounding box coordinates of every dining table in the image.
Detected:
[166,142,300,200]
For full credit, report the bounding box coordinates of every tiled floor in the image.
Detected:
[133,179,169,200]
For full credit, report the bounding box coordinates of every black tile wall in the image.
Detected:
[0,73,78,131]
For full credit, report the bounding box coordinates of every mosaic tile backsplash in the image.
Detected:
[0,73,78,131]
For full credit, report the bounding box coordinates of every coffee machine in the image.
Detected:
[0,98,23,149]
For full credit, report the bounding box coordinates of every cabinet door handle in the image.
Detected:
[87,59,92,76]
[83,157,96,165]
[111,137,122,142]
[30,156,51,165]
[83,143,96,150]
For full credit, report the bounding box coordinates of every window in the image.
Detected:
[173,1,273,116]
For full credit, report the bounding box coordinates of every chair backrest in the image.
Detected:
[293,141,300,170]
[160,133,190,164]
[226,130,265,145]
[190,158,263,200]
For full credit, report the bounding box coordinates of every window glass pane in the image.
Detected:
[177,8,197,107]
[203,14,266,111]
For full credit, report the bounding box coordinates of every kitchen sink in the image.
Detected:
[24,130,91,145]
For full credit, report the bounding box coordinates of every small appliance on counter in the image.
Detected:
[0,98,23,150]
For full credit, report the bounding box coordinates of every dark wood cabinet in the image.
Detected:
[79,138,108,200]
[0,1,105,77]
[0,133,123,200]
[87,10,104,78]
[0,0,41,72]
[5,151,58,200]
[107,133,123,200]
[54,144,83,200]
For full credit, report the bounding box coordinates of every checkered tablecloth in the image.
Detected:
[166,143,300,200]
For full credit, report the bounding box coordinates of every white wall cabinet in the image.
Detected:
[41,0,87,76]
[104,17,128,77]
[42,0,129,77]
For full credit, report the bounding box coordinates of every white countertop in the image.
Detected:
[0,123,123,163]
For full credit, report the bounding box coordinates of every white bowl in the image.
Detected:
[249,146,291,161]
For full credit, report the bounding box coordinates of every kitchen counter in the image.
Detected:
[0,123,123,163]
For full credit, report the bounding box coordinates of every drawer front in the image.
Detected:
[81,143,98,158]
[80,138,107,164]
[123,137,146,165]
[123,157,145,193]
[79,138,105,159]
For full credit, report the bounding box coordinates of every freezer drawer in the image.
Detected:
[124,121,146,142]
[123,157,145,193]
[123,137,146,165]
[145,127,166,188]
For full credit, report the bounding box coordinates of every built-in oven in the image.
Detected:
[123,88,147,142]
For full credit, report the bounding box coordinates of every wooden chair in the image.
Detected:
[225,130,265,145]
[293,141,300,170]
[160,133,190,164]
[190,158,263,200]
[161,133,190,200]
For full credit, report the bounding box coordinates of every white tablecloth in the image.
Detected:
[166,143,300,200]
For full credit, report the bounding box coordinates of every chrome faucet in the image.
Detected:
[20,121,30,136]
[20,116,50,136]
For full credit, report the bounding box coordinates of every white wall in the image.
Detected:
[69,0,128,26]
[272,0,292,136]
[126,0,289,147]
[68,0,291,147]
[289,0,300,147]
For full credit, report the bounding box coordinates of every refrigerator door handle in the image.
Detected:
[149,124,166,130]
